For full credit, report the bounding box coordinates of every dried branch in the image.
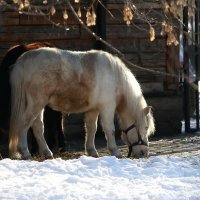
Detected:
[66,0,180,78]
[0,0,198,88]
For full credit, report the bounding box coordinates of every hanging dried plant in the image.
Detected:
[86,6,96,26]
[13,0,21,5]
[9,0,196,46]
[160,20,179,46]
[167,32,179,46]
[43,0,48,5]
[63,9,68,20]
[162,0,170,13]
[188,0,196,18]
[123,1,133,26]
[176,0,187,7]
[86,9,91,26]
[24,0,30,8]
[19,1,24,10]
[77,6,81,18]
[163,0,195,19]
[50,5,56,16]
[149,26,155,42]
[169,1,177,16]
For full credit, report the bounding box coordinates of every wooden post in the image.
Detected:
[95,0,107,50]
[183,6,190,132]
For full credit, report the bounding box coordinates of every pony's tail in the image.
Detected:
[9,63,25,158]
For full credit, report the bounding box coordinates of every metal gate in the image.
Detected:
[183,1,200,133]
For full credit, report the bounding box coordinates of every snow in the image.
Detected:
[0,156,200,200]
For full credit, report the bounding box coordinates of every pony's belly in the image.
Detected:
[48,94,92,113]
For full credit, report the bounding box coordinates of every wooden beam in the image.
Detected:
[95,0,107,50]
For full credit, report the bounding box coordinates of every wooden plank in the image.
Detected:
[123,53,140,64]
[106,7,164,25]
[45,39,96,51]
[0,41,20,48]
[165,45,180,90]
[107,39,166,65]
[141,82,164,94]
[106,24,162,39]
[19,15,53,25]
[140,52,166,67]
[107,1,162,9]
[0,25,80,41]
[0,11,19,25]
[106,9,124,25]
[140,38,166,52]
[19,10,80,25]
[80,26,97,39]
[107,38,140,53]
[0,39,96,65]
[132,68,166,83]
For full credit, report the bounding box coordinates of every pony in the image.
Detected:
[0,42,65,154]
[9,47,155,159]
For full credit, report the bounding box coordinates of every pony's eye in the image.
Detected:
[145,127,148,130]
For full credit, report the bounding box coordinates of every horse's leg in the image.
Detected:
[29,128,38,154]
[84,110,99,157]
[17,99,49,159]
[58,115,65,151]
[43,106,65,151]
[17,115,37,159]
[100,105,122,157]
[31,112,53,158]
[18,125,32,159]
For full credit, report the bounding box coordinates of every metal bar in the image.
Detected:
[183,6,191,132]
[195,0,200,130]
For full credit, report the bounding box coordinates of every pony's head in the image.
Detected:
[113,59,155,158]
[121,106,155,158]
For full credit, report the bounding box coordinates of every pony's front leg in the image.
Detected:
[100,105,122,158]
[31,114,53,159]
[84,110,99,157]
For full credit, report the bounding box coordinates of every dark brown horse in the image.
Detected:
[0,42,65,155]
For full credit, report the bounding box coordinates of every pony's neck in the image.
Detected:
[117,105,136,130]
[117,92,147,127]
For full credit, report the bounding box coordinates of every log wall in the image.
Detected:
[0,1,182,136]
[0,0,180,93]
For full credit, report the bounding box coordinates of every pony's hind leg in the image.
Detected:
[17,118,34,159]
[100,104,122,158]
[31,112,53,159]
[17,126,32,159]
[84,110,99,157]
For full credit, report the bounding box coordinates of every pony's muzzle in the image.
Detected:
[131,145,149,159]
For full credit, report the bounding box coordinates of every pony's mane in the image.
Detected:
[107,53,155,136]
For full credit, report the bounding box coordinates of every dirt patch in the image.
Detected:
[149,134,200,158]
[1,134,200,160]
[55,134,200,159]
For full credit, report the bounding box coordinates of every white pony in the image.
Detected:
[9,47,155,159]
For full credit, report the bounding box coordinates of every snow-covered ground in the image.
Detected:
[0,156,200,200]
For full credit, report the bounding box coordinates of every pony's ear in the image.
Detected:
[144,106,152,116]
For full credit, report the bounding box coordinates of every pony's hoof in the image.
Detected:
[43,149,53,159]
[22,154,32,160]
[110,149,122,158]
[116,154,123,159]
[10,152,23,160]
[20,151,32,160]
[86,149,99,158]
